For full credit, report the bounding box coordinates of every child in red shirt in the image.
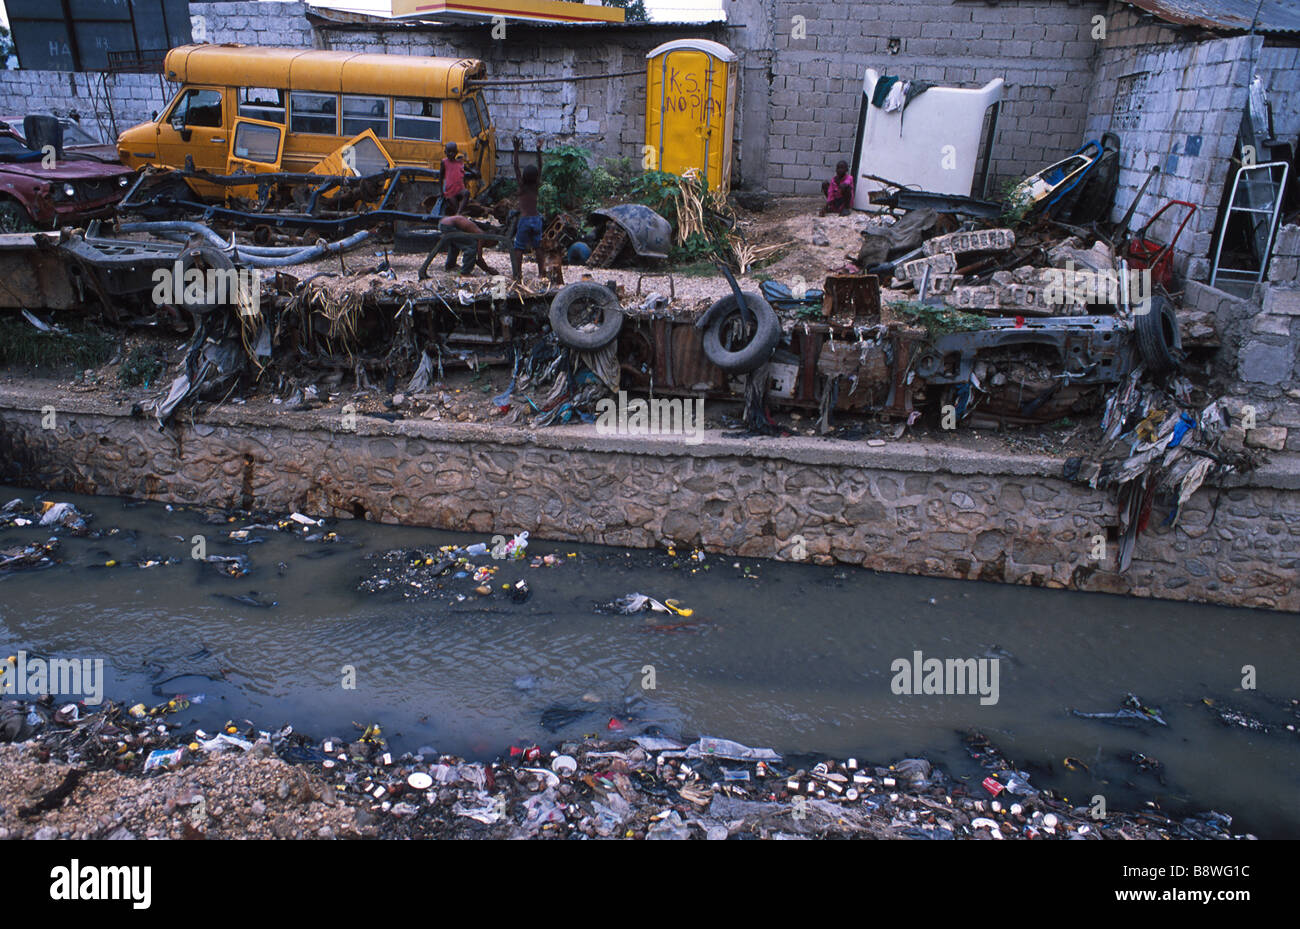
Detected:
[440,141,473,215]
[821,161,854,216]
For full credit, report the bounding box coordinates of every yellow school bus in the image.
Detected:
[117,44,496,198]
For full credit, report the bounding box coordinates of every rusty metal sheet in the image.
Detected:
[1125,0,1300,34]
[0,233,79,309]
[821,273,881,326]
[670,320,720,392]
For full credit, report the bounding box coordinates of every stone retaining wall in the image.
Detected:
[1,388,1296,612]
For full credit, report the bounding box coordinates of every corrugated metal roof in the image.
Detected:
[1126,0,1300,35]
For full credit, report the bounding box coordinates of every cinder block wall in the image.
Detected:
[0,71,171,144]
[314,22,727,174]
[1257,43,1300,145]
[190,0,316,48]
[0,1,319,144]
[1083,5,1258,281]
[751,0,1107,196]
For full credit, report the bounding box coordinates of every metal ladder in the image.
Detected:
[1209,160,1289,290]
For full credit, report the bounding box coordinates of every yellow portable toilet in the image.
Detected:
[645,39,737,193]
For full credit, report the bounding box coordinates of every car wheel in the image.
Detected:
[549,281,624,350]
[176,244,238,319]
[0,199,36,233]
[699,292,782,374]
[1135,293,1181,375]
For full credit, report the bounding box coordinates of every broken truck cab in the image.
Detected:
[117,44,496,200]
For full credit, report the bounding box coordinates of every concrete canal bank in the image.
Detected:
[2,385,1297,612]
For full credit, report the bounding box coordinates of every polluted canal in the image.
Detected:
[1,485,1297,839]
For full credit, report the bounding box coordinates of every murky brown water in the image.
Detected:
[2,485,1297,837]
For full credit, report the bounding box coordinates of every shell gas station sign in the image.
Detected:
[389,0,625,23]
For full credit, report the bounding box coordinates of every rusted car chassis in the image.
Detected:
[121,165,446,236]
[618,311,1134,424]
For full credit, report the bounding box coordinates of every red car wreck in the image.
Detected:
[0,130,134,231]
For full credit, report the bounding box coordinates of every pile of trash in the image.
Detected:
[0,691,1254,840]
[358,533,574,602]
[0,498,94,573]
[1,497,91,534]
[1063,378,1264,570]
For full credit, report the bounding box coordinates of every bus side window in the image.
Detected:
[239,87,286,124]
[290,92,338,135]
[393,98,441,141]
[342,95,389,138]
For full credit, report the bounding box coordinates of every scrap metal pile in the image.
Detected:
[0,129,1267,573]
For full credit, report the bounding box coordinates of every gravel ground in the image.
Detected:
[0,742,369,840]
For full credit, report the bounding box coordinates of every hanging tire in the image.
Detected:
[698,291,782,374]
[176,244,237,317]
[1135,293,1181,375]
[549,281,624,350]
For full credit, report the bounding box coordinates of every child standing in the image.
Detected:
[510,135,545,282]
[440,141,474,216]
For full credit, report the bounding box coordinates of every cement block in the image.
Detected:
[1239,341,1296,384]
[1263,286,1300,315]
[1246,427,1287,451]
[901,253,957,282]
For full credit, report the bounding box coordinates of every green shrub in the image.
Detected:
[0,316,114,369]
[118,345,165,387]
[890,300,988,336]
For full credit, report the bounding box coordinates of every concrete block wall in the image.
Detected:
[196,1,316,49]
[1240,283,1300,388]
[750,0,1107,196]
[1270,224,1300,286]
[315,24,705,171]
[0,71,169,144]
[1084,5,1258,281]
[0,1,318,144]
[1255,43,1300,146]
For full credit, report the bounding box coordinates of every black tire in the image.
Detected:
[176,244,237,317]
[0,198,36,233]
[394,224,442,255]
[549,282,624,350]
[699,291,781,374]
[1135,293,1181,375]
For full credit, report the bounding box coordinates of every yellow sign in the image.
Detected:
[390,0,625,23]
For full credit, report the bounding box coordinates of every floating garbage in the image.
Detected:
[683,736,781,763]
[0,538,60,571]
[205,554,252,578]
[598,593,693,616]
[38,502,88,532]
[1072,693,1167,727]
